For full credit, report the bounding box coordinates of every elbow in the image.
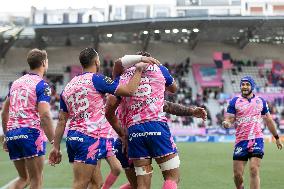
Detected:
[128,90,136,96]
[170,88,177,94]
[166,84,178,94]
[105,112,111,122]
[1,111,8,121]
[128,86,138,96]
[116,86,135,97]
[1,111,4,119]
[105,110,114,122]
[123,89,135,97]
[171,85,178,93]
[167,88,177,94]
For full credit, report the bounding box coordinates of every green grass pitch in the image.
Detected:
[0,142,283,189]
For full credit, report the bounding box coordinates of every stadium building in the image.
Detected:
[0,1,283,188]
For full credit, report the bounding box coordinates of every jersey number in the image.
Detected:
[134,77,152,97]
[67,89,90,114]
[10,89,29,107]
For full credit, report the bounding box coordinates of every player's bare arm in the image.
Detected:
[105,95,128,155]
[166,80,177,93]
[112,59,124,79]
[105,95,124,138]
[49,111,69,165]
[1,97,10,152]
[163,100,207,121]
[38,103,55,142]
[115,62,148,96]
[112,55,160,79]
[222,115,235,129]
[263,113,283,150]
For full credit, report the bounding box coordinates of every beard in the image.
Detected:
[241,89,252,97]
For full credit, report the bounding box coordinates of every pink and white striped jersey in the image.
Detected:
[118,65,174,128]
[226,94,269,143]
[7,73,51,136]
[60,72,119,138]
[100,124,115,138]
[117,102,127,129]
[100,95,115,138]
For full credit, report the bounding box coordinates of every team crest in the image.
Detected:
[104,76,114,84]
[44,86,52,96]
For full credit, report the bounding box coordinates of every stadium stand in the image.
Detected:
[0,24,283,134]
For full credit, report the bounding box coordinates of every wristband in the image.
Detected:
[222,121,231,128]
[274,135,279,140]
[121,55,142,68]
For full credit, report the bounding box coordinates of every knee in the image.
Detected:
[111,166,122,176]
[75,179,91,189]
[98,182,103,189]
[19,173,29,182]
[29,173,43,183]
[234,172,243,181]
[177,176,180,184]
[79,175,92,184]
[96,180,103,189]
[250,166,259,178]
[19,175,29,185]
[90,182,103,189]
[90,177,103,189]
[167,173,180,184]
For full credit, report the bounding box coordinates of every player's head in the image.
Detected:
[27,49,48,74]
[240,76,256,97]
[79,47,100,72]
[136,51,151,57]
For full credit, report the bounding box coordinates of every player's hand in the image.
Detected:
[121,128,128,157]
[222,120,231,129]
[192,107,207,121]
[141,56,160,66]
[49,147,62,166]
[135,62,149,71]
[122,135,128,156]
[276,139,283,150]
[2,140,8,152]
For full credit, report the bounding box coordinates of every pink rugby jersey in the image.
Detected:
[7,74,51,134]
[100,95,115,138]
[227,95,269,143]
[60,73,119,138]
[118,65,174,128]
[117,102,127,128]
[100,122,115,138]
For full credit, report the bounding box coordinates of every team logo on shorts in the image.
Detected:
[235,147,242,154]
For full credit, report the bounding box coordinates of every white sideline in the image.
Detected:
[0,148,65,189]
[0,177,19,189]
[0,160,49,189]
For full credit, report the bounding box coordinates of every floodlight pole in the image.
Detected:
[142,32,150,52]
[92,32,100,51]
[35,32,46,49]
